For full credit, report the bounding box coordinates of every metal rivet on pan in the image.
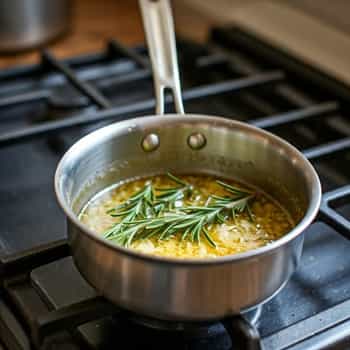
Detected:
[141,133,160,152]
[187,132,206,150]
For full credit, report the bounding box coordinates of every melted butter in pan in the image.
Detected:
[79,175,295,259]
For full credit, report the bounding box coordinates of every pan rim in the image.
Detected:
[55,113,322,266]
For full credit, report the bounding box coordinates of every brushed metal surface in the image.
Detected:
[55,114,321,320]
[54,0,321,320]
[139,0,184,114]
[0,0,71,51]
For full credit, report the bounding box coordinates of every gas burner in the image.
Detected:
[127,314,225,333]
[125,306,261,332]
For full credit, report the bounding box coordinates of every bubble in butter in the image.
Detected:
[79,174,295,259]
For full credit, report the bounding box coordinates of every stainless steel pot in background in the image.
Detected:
[0,0,72,52]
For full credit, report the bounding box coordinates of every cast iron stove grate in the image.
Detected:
[0,26,350,349]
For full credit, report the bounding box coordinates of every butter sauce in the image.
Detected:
[79,174,294,258]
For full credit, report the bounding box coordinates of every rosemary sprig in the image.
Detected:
[104,177,255,248]
[103,183,154,242]
[103,173,192,243]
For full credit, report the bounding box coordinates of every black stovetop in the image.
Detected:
[1,27,350,350]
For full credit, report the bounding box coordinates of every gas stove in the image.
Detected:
[1,26,350,349]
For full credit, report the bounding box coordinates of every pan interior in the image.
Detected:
[57,115,315,238]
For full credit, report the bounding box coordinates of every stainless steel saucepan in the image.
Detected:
[0,0,71,52]
[55,0,321,321]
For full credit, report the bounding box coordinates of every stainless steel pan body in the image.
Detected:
[55,0,321,321]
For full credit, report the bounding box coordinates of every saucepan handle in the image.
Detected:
[139,0,185,115]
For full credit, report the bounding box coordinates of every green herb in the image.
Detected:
[103,183,154,244]
[153,172,193,214]
[104,175,255,248]
[103,173,192,243]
